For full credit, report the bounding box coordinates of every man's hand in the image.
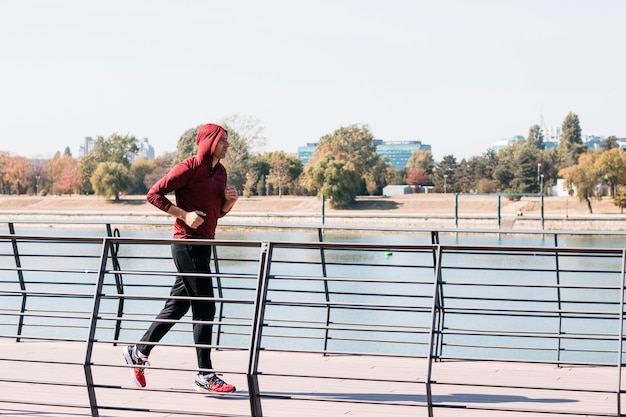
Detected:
[225,185,239,203]
[184,210,206,229]
[222,185,238,213]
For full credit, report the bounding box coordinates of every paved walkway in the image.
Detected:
[0,339,623,417]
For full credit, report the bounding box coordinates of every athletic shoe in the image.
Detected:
[122,345,149,388]
[193,373,236,393]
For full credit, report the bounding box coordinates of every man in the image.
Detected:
[123,123,238,393]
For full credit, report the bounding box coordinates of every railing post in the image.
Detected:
[430,232,445,359]
[247,241,272,417]
[455,193,459,228]
[8,222,27,342]
[108,227,125,344]
[318,228,331,354]
[83,238,112,417]
[425,244,444,417]
[554,234,563,365]
[213,245,225,347]
[616,249,626,416]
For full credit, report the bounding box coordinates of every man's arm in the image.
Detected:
[167,205,206,229]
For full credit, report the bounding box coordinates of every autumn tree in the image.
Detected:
[594,149,626,197]
[558,153,599,213]
[52,155,81,195]
[143,152,175,191]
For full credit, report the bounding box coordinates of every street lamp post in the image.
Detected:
[265,174,269,197]
[443,174,448,194]
[35,175,40,196]
[540,174,544,195]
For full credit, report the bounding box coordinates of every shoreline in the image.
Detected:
[1,194,625,231]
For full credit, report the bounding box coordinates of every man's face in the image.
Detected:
[214,133,229,159]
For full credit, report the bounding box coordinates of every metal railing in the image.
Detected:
[1,222,626,416]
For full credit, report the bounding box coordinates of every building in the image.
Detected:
[296,143,318,165]
[78,136,155,161]
[129,137,155,163]
[297,139,432,169]
[78,136,96,158]
[374,140,431,169]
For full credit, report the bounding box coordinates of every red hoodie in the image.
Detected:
[146,124,228,239]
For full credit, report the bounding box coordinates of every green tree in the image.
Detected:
[130,158,155,195]
[220,115,265,191]
[175,126,200,163]
[91,162,132,201]
[77,153,98,194]
[602,135,619,151]
[308,124,387,197]
[406,150,435,173]
[434,154,457,193]
[526,124,544,149]
[306,154,360,208]
[93,134,139,167]
[558,112,586,167]
[613,188,626,213]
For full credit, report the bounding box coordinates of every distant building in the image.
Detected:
[297,139,432,169]
[129,137,155,163]
[78,136,96,158]
[78,136,155,161]
[297,143,318,165]
[374,140,431,169]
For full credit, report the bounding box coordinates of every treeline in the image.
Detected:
[1,113,625,212]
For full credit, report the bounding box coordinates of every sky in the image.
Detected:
[1,0,625,162]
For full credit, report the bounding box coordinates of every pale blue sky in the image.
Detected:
[1,0,624,161]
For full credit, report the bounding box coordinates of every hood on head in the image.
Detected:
[196,123,226,165]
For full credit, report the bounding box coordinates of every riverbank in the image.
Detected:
[0,194,625,230]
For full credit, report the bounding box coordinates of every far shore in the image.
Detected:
[0,194,625,231]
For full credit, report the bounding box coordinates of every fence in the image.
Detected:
[1,221,626,416]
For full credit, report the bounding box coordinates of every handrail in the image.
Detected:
[1,229,626,416]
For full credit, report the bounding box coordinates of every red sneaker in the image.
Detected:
[122,345,149,388]
[193,373,236,393]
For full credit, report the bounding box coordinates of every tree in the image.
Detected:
[175,126,200,163]
[558,153,598,213]
[52,155,81,195]
[308,124,387,198]
[4,155,30,194]
[594,149,625,197]
[406,150,435,173]
[306,154,360,208]
[434,154,457,193]
[613,188,626,214]
[143,152,175,190]
[602,135,619,151]
[77,153,98,194]
[558,112,586,167]
[130,158,155,195]
[220,115,265,191]
[93,134,139,167]
[406,168,429,188]
[526,124,544,149]
[91,162,132,201]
